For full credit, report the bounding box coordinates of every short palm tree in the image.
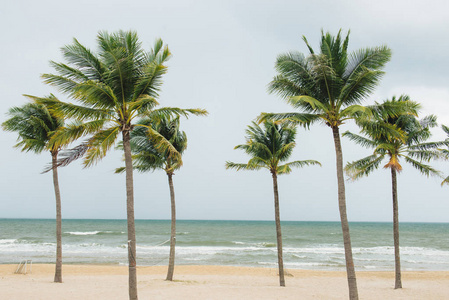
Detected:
[344,95,446,289]
[226,121,320,287]
[259,29,391,299]
[37,30,206,300]
[2,99,66,283]
[116,116,187,281]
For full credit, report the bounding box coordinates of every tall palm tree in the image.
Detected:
[116,116,188,281]
[37,30,206,300]
[259,30,391,299]
[344,95,447,289]
[226,121,320,287]
[2,99,66,283]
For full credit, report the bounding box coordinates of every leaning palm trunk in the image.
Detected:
[52,151,63,283]
[391,168,402,289]
[332,126,358,300]
[272,172,285,287]
[123,130,138,300]
[166,172,176,281]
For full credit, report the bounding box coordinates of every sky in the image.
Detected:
[1,0,449,222]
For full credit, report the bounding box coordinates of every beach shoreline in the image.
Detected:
[1,264,448,299]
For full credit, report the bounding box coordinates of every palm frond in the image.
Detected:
[278,159,321,174]
[225,161,264,171]
[403,155,441,177]
[345,154,385,180]
[257,112,321,128]
[83,126,120,167]
[42,140,90,173]
[342,131,377,148]
[49,119,106,149]
[441,176,449,187]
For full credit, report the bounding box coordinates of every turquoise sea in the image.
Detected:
[1,219,448,271]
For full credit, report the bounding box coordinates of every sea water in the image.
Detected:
[1,219,448,271]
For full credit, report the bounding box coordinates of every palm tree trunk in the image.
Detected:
[166,172,176,281]
[123,130,138,300]
[391,168,402,289]
[271,172,285,287]
[332,126,358,300]
[52,151,63,283]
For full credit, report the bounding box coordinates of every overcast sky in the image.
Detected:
[1,0,449,222]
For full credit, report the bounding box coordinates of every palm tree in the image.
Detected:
[37,30,207,300]
[259,30,391,299]
[226,121,320,287]
[2,99,66,283]
[116,116,188,281]
[344,95,446,289]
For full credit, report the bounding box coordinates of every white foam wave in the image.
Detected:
[0,239,17,244]
[65,231,101,235]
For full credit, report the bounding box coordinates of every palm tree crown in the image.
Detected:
[226,121,320,174]
[116,116,187,175]
[344,95,445,178]
[2,100,64,155]
[261,29,391,128]
[37,30,205,165]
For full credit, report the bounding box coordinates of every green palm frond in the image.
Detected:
[143,107,208,121]
[61,37,106,81]
[49,119,107,148]
[29,94,111,121]
[407,149,445,161]
[72,81,119,109]
[345,154,385,180]
[225,161,265,171]
[340,105,372,121]
[340,46,391,105]
[403,155,441,177]
[128,95,159,115]
[408,141,449,151]
[288,95,328,112]
[84,126,120,167]
[342,131,377,148]
[41,74,80,94]
[257,112,321,128]
[441,124,449,136]
[277,160,321,175]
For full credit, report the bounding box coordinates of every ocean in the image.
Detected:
[1,219,448,271]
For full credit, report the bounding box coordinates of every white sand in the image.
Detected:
[1,264,448,299]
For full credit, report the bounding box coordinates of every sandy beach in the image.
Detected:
[1,264,448,299]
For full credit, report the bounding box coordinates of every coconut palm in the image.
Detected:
[259,29,391,299]
[37,30,207,300]
[116,116,187,281]
[344,95,446,289]
[2,99,66,283]
[226,121,320,287]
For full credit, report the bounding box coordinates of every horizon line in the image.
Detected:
[0,217,448,224]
